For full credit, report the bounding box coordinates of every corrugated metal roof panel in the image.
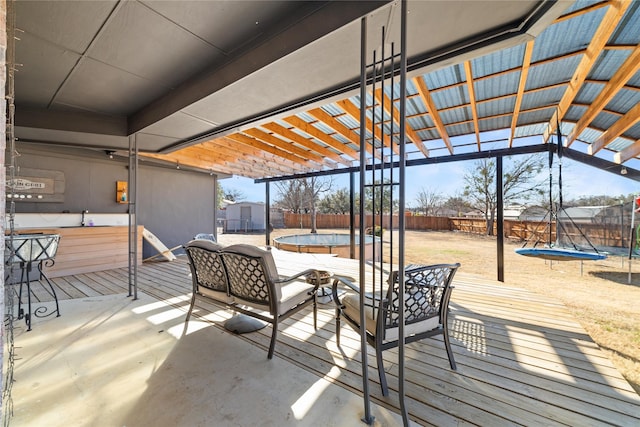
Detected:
[574,82,604,104]
[514,123,546,139]
[521,86,565,110]
[576,128,602,144]
[422,64,464,89]
[439,106,471,126]
[295,112,314,123]
[609,136,635,152]
[606,89,640,113]
[531,8,606,62]
[447,123,475,137]
[588,49,632,80]
[478,97,516,118]
[610,1,640,44]
[416,128,440,141]
[526,55,582,90]
[517,108,555,127]
[565,105,588,123]
[480,116,511,132]
[471,44,524,78]
[406,96,424,118]
[321,103,343,117]
[408,114,432,131]
[431,85,467,109]
[627,70,640,87]
[562,0,604,15]
[475,72,519,101]
[626,122,640,141]
[590,112,622,133]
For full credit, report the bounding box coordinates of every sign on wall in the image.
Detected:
[6,168,65,203]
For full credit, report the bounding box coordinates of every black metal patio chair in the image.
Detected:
[332,263,460,396]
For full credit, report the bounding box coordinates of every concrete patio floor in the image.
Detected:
[7,293,407,426]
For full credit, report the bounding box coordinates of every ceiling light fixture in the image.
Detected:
[105,150,116,159]
[176,161,180,170]
[621,166,628,175]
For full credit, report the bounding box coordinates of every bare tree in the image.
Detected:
[274,177,332,232]
[302,176,333,233]
[413,188,443,215]
[274,180,307,213]
[463,155,545,235]
[222,187,246,202]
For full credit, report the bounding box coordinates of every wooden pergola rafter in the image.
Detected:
[373,88,429,157]
[151,0,639,180]
[595,102,640,157]
[509,41,535,147]
[277,117,356,166]
[463,61,481,150]
[242,127,332,168]
[614,137,640,164]
[543,0,632,143]
[337,98,400,155]
[566,42,640,146]
[412,75,453,154]
[225,133,317,168]
[306,107,382,161]
[207,138,313,173]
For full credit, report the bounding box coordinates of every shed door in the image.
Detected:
[240,206,252,231]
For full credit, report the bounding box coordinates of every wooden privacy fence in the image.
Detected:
[282,213,629,247]
[283,213,450,231]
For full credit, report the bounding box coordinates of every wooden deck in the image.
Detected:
[16,253,640,426]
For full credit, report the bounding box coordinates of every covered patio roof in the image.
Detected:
[17,0,634,180]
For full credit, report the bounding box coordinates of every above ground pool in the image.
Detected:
[273,233,379,259]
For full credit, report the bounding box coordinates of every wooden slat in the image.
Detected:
[225,133,315,167]
[567,43,640,146]
[543,0,633,143]
[509,41,535,147]
[32,256,640,427]
[11,226,142,278]
[260,121,352,167]
[373,88,429,157]
[463,61,481,150]
[413,75,454,154]
[242,127,328,167]
[614,138,640,163]
[337,99,400,155]
[592,99,640,156]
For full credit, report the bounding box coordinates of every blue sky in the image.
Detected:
[220,134,640,206]
[222,156,640,206]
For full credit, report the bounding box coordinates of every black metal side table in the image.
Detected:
[5,234,61,331]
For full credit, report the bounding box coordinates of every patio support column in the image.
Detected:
[265,182,271,246]
[349,171,356,259]
[128,133,138,299]
[358,13,373,426]
[213,174,218,240]
[398,0,409,423]
[496,155,504,282]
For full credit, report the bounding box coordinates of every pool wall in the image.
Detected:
[272,233,380,260]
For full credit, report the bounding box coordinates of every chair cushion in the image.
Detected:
[199,286,234,305]
[341,293,440,343]
[278,279,316,316]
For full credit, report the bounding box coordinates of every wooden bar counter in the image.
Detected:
[8,226,143,278]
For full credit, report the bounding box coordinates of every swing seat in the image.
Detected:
[515,247,607,261]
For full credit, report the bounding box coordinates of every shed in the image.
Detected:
[224,202,266,233]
